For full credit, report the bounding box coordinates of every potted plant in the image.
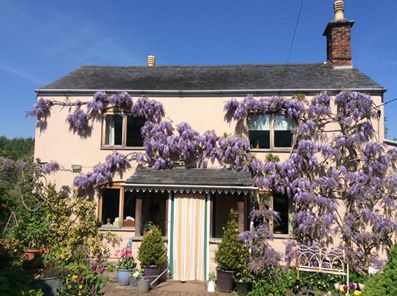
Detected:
[115,247,136,286]
[207,272,216,293]
[138,225,167,286]
[130,268,143,288]
[215,209,248,293]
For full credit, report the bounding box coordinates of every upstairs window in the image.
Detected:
[103,113,145,148]
[248,114,293,149]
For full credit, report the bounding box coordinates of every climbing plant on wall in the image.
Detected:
[25,90,397,274]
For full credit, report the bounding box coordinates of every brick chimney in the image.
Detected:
[323,0,355,68]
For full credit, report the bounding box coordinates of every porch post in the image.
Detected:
[135,195,142,237]
[118,188,125,228]
[168,191,174,279]
[238,195,245,232]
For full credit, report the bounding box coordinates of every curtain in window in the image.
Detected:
[248,114,271,130]
[105,116,115,145]
[274,115,293,131]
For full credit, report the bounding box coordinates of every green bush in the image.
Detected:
[248,268,295,296]
[138,225,167,266]
[215,209,248,271]
[363,244,397,296]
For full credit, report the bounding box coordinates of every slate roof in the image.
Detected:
[37,63,385,95]
[125,168,254,187]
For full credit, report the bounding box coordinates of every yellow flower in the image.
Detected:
[72,275,78,281]
[354,291,362,296]
[79,284,83,289]
[340,285,345,292]
[67,285,71,289]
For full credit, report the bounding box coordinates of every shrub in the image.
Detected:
[215,209,248,271]
[363,244,397,296]
[138,225,167,266]
[248,268,295,296]
[44,186,119,264]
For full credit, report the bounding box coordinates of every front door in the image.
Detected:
[171,192,208,281]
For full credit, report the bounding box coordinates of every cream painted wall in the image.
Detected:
[34,93,385,265]
[34,94,384,186]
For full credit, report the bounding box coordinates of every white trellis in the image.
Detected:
[296,245,349,293]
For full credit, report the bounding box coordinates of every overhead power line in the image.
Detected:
[279,0,304,90]
[286,0,304,66]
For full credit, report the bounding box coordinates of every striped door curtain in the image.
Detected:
[172,192,206,281]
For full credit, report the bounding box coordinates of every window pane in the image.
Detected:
[274,115,293,147]
[249,131,270,149]
[124,191,136,220]
[274,115,293,131]
[248,114,271,130]
[273,193,289,234]
[249,115,270,149]
[126,116,145,147]
[142,192,167,235]
[105,115,123,146]
[101,189,120,225]
[212,193,238,238]
[275,131,292,147]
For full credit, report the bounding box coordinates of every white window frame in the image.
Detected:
[248,113,295,151]
[101,111,145,150]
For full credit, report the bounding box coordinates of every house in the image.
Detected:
[33,1,386,281]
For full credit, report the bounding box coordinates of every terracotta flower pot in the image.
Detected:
[24,249,42,268]
[216,269,234,293]
[25,248,41,260]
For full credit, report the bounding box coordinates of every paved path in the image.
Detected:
[104,280,230,296]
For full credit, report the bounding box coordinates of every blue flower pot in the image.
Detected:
[117,269,132,286]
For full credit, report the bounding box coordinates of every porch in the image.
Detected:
[99,168,257,281]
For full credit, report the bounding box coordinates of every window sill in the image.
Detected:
[250,148,292,153]
[273,233,292,239]
[209,238,222,244]
[101,146,145,151]
[100,226,136,232]
[131,236,168,242]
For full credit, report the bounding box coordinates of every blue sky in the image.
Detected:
[0,0,396,139]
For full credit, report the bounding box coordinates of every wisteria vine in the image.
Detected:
[29,90,397,274]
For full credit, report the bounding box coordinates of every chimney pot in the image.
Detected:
[334,0,345,21]
[147,55,155,67]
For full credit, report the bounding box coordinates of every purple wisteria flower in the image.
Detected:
[109,91,133,110]
[131,98,165,123]
[27,98,53,120]
[66,107,90,131]
[87,91,108,118]
[41,161,60,174]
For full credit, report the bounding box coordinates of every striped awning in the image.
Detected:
[125,168,257,195]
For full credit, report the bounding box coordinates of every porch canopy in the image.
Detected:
[125,168,257,195]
